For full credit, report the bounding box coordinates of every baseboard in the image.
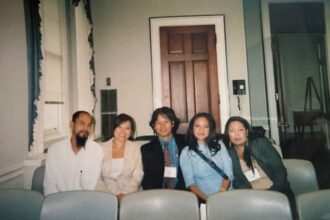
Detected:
[0,163,24,183]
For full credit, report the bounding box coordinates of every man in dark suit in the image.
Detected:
[141,107,186,190]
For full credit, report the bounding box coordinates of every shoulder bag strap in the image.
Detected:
[192,149,229,180]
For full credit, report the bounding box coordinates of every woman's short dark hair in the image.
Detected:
[149,107,180,133]
[186,112,220,155]
[112,113,136,140]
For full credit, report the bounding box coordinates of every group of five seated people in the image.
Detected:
[44,107,294,209]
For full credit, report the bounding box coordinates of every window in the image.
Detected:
[25,0,96,154]
[40,0,70,142]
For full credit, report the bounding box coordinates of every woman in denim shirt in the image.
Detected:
[180,113,233,203]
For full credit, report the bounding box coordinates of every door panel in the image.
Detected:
[194,61,210,113]
[160,25,220,133]
[169,62,187,122]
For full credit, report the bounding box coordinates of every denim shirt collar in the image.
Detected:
[158,135,174,149]
[198,143,211,155]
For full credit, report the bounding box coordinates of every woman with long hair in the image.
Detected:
[180,113,233,203]
[223,116,295,212]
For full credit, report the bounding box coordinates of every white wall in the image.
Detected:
[0,0,29,180]
[0,0,251,183]
[73,3,95,113]
[91,0,250,136]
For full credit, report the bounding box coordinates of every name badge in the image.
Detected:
[244,169,261,182]
[164,167,177,178]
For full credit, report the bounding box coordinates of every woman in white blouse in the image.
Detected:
[97,113,143,200]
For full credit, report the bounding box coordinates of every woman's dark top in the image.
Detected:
[228,137,293,196]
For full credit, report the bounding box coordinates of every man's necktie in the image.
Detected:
[163,142,175,189]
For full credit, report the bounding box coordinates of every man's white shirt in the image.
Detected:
[44,138,104,196]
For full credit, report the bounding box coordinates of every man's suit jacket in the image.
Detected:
[141,134,186,190]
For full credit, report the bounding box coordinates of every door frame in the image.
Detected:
[150,15,229,131]
[261,0,330,143]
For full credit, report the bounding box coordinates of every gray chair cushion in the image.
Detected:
[207,189,292,220]
[40,190,118,220]
[0,189,43,220]
[120,189,199,220]
[296,189,330,220]
[283,159,319,196]
[31,166,45,195]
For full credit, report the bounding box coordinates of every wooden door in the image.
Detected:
[160,25,220,133]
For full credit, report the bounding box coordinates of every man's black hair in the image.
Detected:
[149,107,180,133]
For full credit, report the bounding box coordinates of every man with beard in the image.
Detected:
[44,111,104,195]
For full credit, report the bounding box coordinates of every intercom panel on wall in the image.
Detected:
[233,80,246,95]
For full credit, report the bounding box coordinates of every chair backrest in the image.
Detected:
[134,135,155,141]
[120,189,199,220]
[40,190,118,220]
[134,135,155,146]
[207,190,292,220]
[296,189,330,220]
[0,189,44,220]
[31,166,45,194]
[283,159,319,196]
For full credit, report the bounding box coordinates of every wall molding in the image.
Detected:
[0,163,24,183]
[0,154,45,186]
[23,156,45,189]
